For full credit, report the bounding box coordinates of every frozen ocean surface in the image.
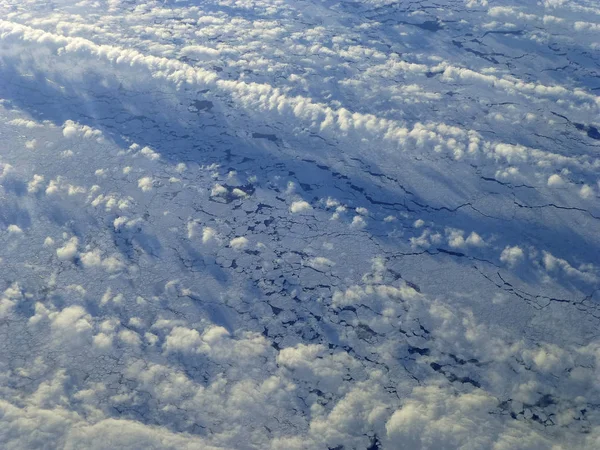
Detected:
[0,0,599,448]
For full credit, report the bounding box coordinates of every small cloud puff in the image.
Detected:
[27,174,45,193]
[290,200,312,213]
[202,227,217,244]
[80,249,126,273]
[186,221,200,239]
[0,163,13,179]
[547,174,564,187]
[542,251,597,283]
[229,236,248,250]
[410,229,442,249]
[45,176,86,196]
[211,183,227,197]
[232,188,249,199]
[7,118,44,128]
[306,256,335,271]
[7,224,23,234]
[446,228,485,248]
[56,237,79,261]
[500,245,524,267]
[62,120,103,141]
[140,146,160,161]
[466,231,485,246]
[138,177,154,192]
[351,216,367,229]
[579,184,594,199]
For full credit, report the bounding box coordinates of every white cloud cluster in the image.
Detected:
[137,176,154,192]
[45,176,86,197]
[80,249,126,273]
[542,251,597,283]
[62,120,103,141]
[385,384,555,449]
[445,228,485,248]
[410,229,442,249]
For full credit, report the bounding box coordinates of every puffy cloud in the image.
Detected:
[27,174,45,193]
[180,44,220,59]
[466,0,488,6]
[37,305,95,345]
[384,384,553,449]
[290,200,312,213]
[137,176,154,192]
[93,332,113,349]
[45,176,86,197]
[542,251,597,283]
[163,325,268,365]
[0,163,13,179]
[574,21,600,32]
[306,256,335,271]
[80,249,102,267]
[56,237,79,261]
[278,344,362,393]
[210,183,227,197]
[62,120,103,141]
[350,216,366,229]
[7,224,23,234]
[186,220,200,239]
[410,229,442,249]
[232,188,249,198]
[7,118,44,128]
[522,343,572,374]
[466,231,485,247]
[202,227,217,244]
[118,329,142,349]
[229,236,249,250]
[64,418,218,449]
[80,249,126,273]
[547,174,565,187]
[139,146,159,161]
[500,245,524,267]
[308,374,391,448]
[92,193,132,211]
[0,283,23,319]
[446,229,486,248]
[332,280,420,308]
[446,228,466,248]
[579,184,594,199]
[163,326,205,353]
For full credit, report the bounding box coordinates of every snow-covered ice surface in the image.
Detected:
[0,0,599,448]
